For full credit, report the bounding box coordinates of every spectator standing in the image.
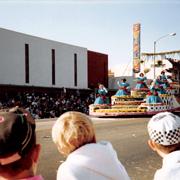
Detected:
[0,107,43,180]
[52,111,130,180]
[147,112,180,180]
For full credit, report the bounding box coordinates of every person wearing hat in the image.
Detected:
[147,112,180,180]
[0,107,43,180]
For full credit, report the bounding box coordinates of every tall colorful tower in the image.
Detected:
[133,23,141,76]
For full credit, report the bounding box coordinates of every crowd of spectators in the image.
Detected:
[0,89,95,119]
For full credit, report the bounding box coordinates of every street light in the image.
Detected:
[153,32,176,78]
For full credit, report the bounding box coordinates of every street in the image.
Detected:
[36,117,161,180]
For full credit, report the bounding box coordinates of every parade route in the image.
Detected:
[36,117,161,180]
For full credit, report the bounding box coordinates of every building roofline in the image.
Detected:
[88,49,108,56]
[0,27,87,50]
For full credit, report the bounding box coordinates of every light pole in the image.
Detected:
[153,32,176,79]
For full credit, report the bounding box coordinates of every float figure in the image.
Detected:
[146,91,162,104]
[153,76,167,95]
[115,79,130,96]
[135,73,148,90]
[94,84,109,104]
[158,85,167,95]
[153,76,163,90]
[160,71,170,89]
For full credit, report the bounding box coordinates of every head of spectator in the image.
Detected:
[147,112,180,158]
[52,111,130,180]
[52,111,96,156]
[0,107,42,180]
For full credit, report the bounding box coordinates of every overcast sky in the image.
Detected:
[0,0,179,72]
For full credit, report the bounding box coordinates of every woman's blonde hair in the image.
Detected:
[52,111,96,156]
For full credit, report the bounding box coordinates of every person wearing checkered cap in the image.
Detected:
[147,112,180,180]
[0,107,43,180]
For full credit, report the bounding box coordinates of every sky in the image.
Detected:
[0,0,180,75]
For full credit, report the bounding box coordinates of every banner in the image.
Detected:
[133,23,141,73]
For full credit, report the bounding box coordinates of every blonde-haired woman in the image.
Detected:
[52,111,130,180]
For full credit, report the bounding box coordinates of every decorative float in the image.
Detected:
[89,50,180,117]
[89,87,180,117]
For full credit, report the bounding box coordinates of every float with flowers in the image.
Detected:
[89,86,180,117]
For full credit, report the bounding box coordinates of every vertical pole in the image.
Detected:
[153,41,156,79]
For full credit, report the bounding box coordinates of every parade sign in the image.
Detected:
[133,23,141,73]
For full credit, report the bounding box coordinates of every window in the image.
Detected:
[52,49,55,85]
[25,44,29,83]
[74,53,77,86]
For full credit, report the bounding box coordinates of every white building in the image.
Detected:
[0,28,88,89]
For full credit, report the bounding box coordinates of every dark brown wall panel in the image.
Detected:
[88,50,108,89]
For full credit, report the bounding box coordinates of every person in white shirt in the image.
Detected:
[52,111,130,180]
[147,112,180,180]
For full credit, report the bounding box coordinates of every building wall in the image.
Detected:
[0,28,87,89]
[88,50,108,88]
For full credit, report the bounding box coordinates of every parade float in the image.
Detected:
[89,87,180,117]
[89,56,180,117]
[89,24,180,117]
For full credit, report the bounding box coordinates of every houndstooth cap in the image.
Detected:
[147,112,180,145]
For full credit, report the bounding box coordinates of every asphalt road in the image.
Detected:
[36,117,162,180]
